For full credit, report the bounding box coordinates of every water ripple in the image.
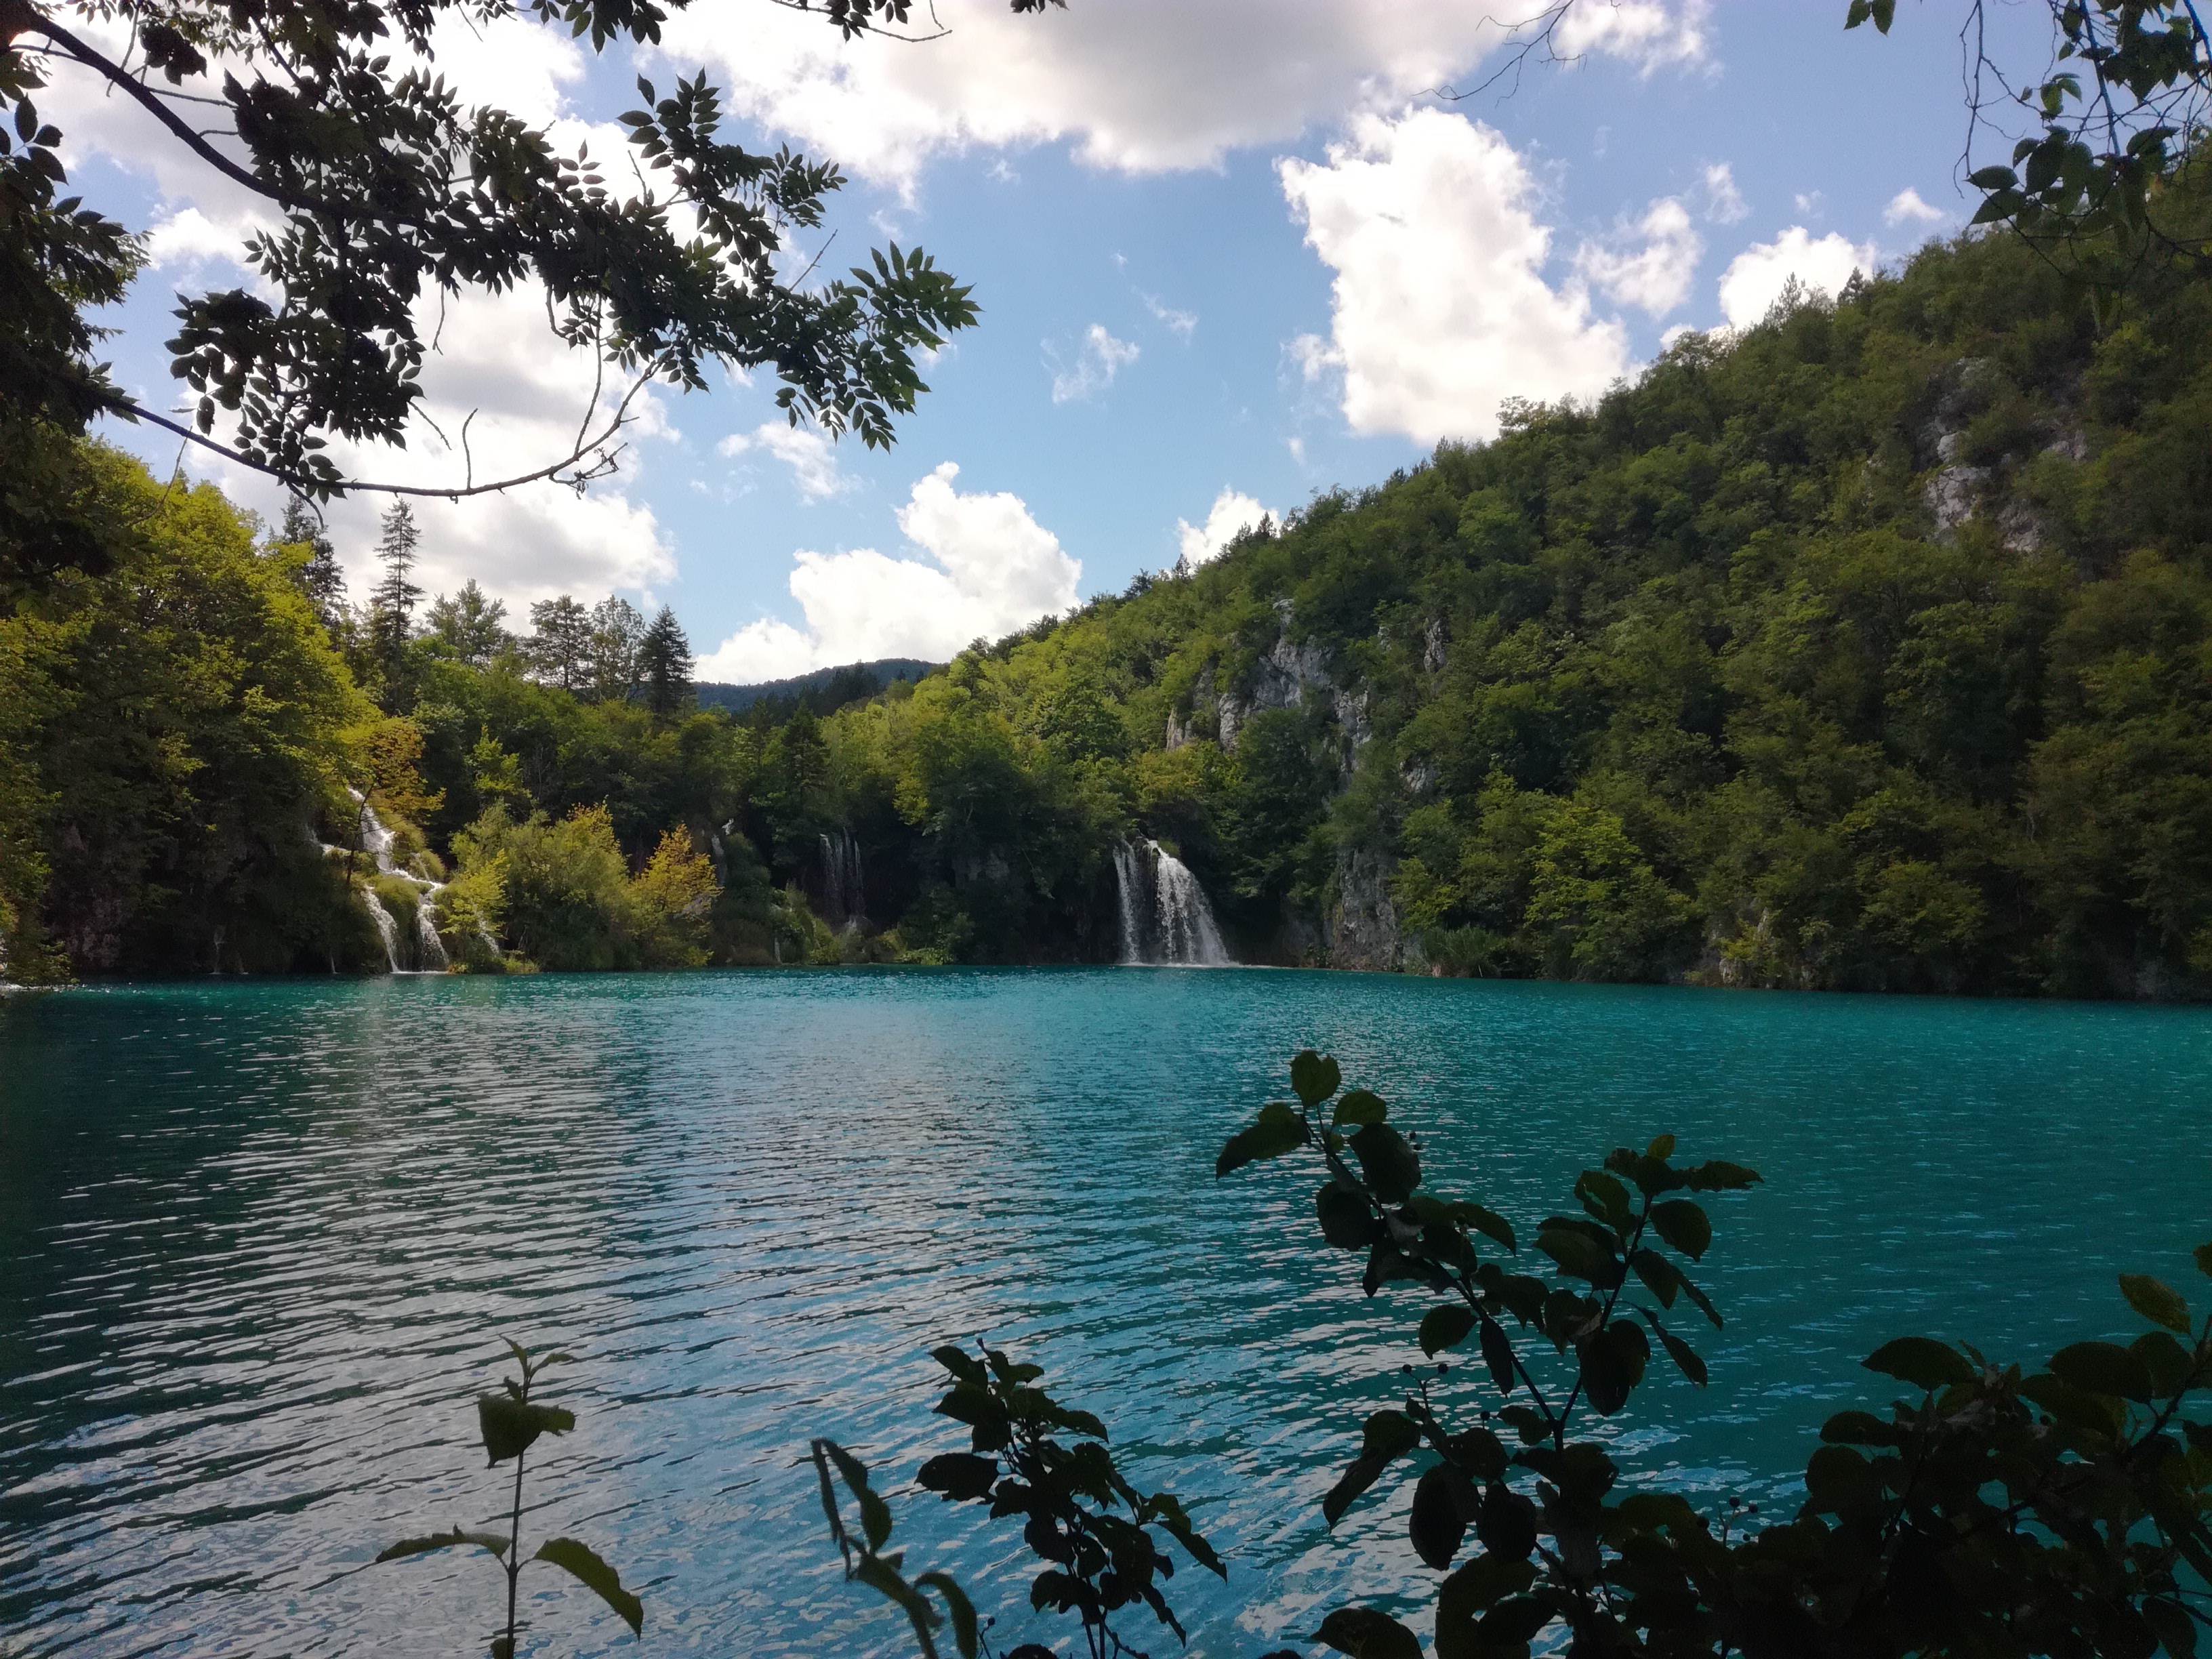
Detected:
[3,970,2211,1655]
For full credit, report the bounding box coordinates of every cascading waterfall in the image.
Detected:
[335,789,457,973]
[1112,838,1231,966]
[359,883,404,972]
[818,830,866,929]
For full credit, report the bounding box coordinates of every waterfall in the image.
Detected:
[819,830,866,929]
[348,790,457,972]
[1112,838,1231,966]
[360,883,404,973]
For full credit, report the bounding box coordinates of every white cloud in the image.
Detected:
[1885,186,1948,226]
[1700,162,1747,224]
[1050,325,1141,404]
[1278,108,1629,445]
[1144,294,1199,339]
[1717,226,1875,327]
[1178,488,1276,567]
[1553,0,1711,73]
[653,0,1711,192]
[1573,197,1701,317]
[718,421,853,499]
[697,463,1081,680]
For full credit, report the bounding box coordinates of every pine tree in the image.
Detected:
[426,580,510,667]
[276,496,346,632]
[367,501,423,668]
[638,605,694,720]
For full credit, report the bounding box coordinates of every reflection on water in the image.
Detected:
[3,970,2210,1656]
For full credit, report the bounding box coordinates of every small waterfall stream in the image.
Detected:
[332,791,457,974]
[1112,839,1231,965]
[818,830,865,930]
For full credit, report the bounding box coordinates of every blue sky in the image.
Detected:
[63,0,2053,682]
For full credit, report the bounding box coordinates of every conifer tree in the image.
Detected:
[367,502,422,662]
[425,580,508,667]
[638,606,694,720]
[275,497,346,632]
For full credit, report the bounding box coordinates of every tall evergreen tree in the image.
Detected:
[367,502,422,663]
[638,606,694,720]
[426,580,509,667]
[276,497,346,632]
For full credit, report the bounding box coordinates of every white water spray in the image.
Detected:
[1112,839,1231,965]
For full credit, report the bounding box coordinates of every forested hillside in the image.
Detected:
[8,200,2212,994]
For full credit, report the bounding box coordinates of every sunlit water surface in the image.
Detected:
[3,970,2211,1656]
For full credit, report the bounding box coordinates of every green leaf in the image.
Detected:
[1534,1223,1615,1284]
[929,1345,986,1385]
[823,1440,895,1549]
[1312,1605,1422,1659]
[1579,1319,1649,1416]
[1636,1308,1707,1386]
[1420,1304,1477,1357]
[1334,1088,1389,1128]
[1459,1204,1516,1252]
[535,1537,642,1635]
[2193,1242,2212,1279]
[1645,1133,1676,1161]
[856,1554,943,1658]
[917,1453,998,1502]
[1479,1595,1556,1645]
[1321,1410,1422,1526]
[1475,1483,1538,1561]
[1349,1123,1422,1203]
[1862,1337,1974,1391]
[376,1528,510,1563]
[1681,1160,1761,1193]
[1630,1248,1681,1306]
[1967,165,2020,190]
[477,1395,575,1465]
[1292,1050,1342,1106]
[1648,1200,1712,1260]
[915,1571,981,1659]
[1317,1183,1380,1250]
[1576,1169,1632,1231]
[1217,1110,1306,1177]
[2048,1340,2155,1402]
[1410,1463,1473,1570]
[2121,1273,2190,1334]
[1480,1318,1517,1395]
[1437,1551,1538,1655]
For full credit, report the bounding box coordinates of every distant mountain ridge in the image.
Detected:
[696,658,938,715]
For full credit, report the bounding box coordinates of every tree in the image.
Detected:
[366,501,423,682]
[638,605,693,720]
[1847,1,2211,299]
[274,496,346,632]
[0,1,1063,513]
[527,596,594,693]
[425,579,509,668]
[586,596,644,704]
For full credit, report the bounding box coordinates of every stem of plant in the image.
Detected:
[506,1447,526,1654]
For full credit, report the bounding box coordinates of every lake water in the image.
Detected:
[3,969,2210,1657]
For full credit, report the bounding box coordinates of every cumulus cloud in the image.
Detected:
[1717,226,1875,327]
[48,11,674,611]
[1279,108,1629,445]
[697,464,1081,680]
[1573,197,1701,317]
[718,422,853,499]
[653,0,1711,191]
[1178,488,1276,567]
[1700,162,1748,224]
[1050,325,1141,403]
[1885,186,1948,226]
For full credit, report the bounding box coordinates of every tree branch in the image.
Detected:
[103,354,665,500]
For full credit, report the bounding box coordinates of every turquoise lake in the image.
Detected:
[3,969,2210,1656]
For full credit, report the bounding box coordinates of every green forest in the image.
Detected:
[9,190,2212,996]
